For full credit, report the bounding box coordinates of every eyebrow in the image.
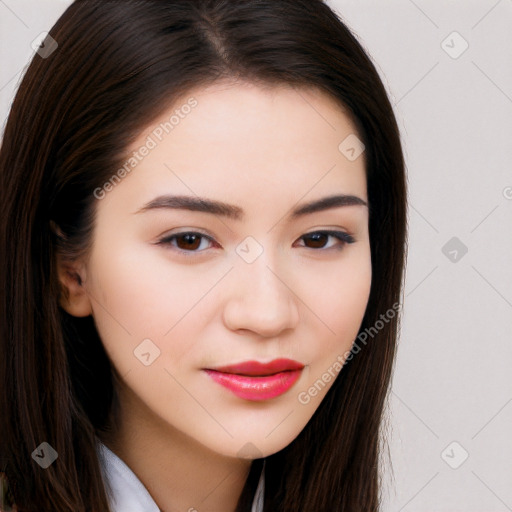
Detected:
[134,193,367,220]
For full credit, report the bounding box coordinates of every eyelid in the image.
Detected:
[155,227,214,240]
[154,230,216,250]
[297,230,356,247]
[155,228,356,255]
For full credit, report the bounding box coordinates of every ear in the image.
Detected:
[56,253,92,318]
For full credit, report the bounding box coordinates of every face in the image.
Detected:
[65,81,371,459]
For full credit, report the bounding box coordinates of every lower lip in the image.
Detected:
[203,369,303,401]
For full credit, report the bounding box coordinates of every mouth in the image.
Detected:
[203,358,304,401]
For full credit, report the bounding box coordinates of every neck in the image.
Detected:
[98,383,253,512]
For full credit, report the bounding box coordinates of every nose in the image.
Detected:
[222,256,300,338]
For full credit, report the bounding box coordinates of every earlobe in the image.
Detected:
[56,257,92,318]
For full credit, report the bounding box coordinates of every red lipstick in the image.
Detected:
[203,358,304,401]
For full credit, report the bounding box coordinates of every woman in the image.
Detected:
[0,0,407,510]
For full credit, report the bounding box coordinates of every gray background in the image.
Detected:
[1,1,511,510]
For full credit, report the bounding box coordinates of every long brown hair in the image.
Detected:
[0,1,407,510]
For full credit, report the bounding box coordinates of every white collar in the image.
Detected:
[96,440,265,512]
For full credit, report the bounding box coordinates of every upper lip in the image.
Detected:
[205,358,304,376]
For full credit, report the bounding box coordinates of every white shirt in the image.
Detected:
[96,440,265,512]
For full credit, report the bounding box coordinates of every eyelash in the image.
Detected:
[156,230,355,256]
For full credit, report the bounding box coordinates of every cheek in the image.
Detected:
[86,234,371,375]
[331,269,371,341]
[84,241,224,369]
[305,249,372,349]
[294,258,371,409]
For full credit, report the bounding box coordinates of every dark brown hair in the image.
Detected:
[0,0,407,510]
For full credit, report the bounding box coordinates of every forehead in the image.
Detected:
[104,81,367,213]
[165,80,359,145]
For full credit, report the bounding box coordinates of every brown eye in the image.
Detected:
[174,233,202,251]
[303,232,329,249]
[156,229,355,257]
[298,231,355,250]
[157,232,215,254]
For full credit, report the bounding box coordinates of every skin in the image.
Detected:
[58,81,372,512]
